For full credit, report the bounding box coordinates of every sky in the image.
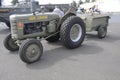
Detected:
[98,0,120,12]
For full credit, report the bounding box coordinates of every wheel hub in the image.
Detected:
[8,39,17,48]
[99,27,106,36]
[70,24,82,42]
[26,44,40,61]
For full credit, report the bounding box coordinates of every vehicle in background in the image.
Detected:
[0,0,69,28]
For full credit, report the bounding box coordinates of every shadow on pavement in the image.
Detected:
[26,42,103,70]
[85,32,120,43]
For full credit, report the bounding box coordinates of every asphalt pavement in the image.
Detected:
[0,14,120,80]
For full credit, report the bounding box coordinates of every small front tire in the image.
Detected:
[4,34,19,51]
[19,39,43,64]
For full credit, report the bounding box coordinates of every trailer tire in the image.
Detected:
[60,16,86,49]
[98,26,107,39]
[19,39,43,64]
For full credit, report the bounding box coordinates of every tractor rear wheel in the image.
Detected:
[60,16,86,49]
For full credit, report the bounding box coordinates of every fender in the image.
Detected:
[57,12,76,30]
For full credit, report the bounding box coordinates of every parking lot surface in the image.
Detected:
[0,15,120,80]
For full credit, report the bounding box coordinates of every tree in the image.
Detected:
[71,0,77,7]
[92,0,96,2]
[78,0,83,7]
[85,0,90,3]
[79,0,83,4]
[11,0,19,5]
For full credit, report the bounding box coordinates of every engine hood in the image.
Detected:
[10,12,60,22]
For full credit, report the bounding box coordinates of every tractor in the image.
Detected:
[4,5,110,64]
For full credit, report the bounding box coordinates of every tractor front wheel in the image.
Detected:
[4,34,19,51]
[19,39,43,64]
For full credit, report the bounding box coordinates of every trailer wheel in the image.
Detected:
[4,34,19,51]
[46,33,59,42]
[98,26,107,39]
[19,39,43,64]
[60,16,86,49]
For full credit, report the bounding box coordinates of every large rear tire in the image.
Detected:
[19,39,43,64]
[60,16,86,49]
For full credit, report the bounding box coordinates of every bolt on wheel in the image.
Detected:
[70,24,82,42]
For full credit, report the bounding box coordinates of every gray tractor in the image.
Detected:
[4,5,110,64]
